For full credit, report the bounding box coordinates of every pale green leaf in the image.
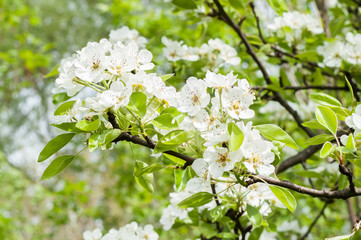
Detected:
[304,134,334,146]
[309,92,341,107]
[320,141,335,158]
[269,185,297,212]
[315,106,338,135]
[255,124,298,149]
[178,192,214,208]
[38,133,76,162]
[41,155,75,180]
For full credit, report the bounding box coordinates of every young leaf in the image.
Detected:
[152,113,178,129]
[128,92,147,117]
[228,122,244,152]
[309,92,342,107]
[302,120,326,129]
[320,141,335,158]
[304,134,334,146]
[178,192,214,208]
[76,119,101,132]
[246,204,262,228]
[134,163,164,177]
[174,166,193,192]
[51,122,85,133]
[269,185,297,212]
[134,160,154,193]
[346,134,355,149]
[38,133,76,162]
[41,155,75,180]
[54,101,76,116]
[255,124,298,149]
[164,153,186,166]
[329,106,351,121]
[315,106,338,135]
[161,73,175,82]
[52,92,71,105]
[154,130,194,153]
[44,64,60,78]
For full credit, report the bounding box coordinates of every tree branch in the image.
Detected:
[252,85,348,92]
[246,173,361,199]
[276,144,322,174]
[212,0,314,137]
[107,112,195,167]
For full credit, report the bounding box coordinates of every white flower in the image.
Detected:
[186,159,211,193]
[99,81,132,111]
[192,109,219,132]
[242,139,275,176]
[55,56,84,96]
[204,70,238,90]
[109,26,148,48]
[203,147,242,177]
[177,77,210,116]
[221,86,255,120]
[317,41,346,68]
[83,228,102,240]
[201,123,229,147]
[76,39,111,83]
[160,204,190,230]
[161,36,186,62]
[345,105,361,134]
[107,42,137,76]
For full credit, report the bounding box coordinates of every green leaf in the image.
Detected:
[336,147,354,154]
[302,120,326,130]
[255,124,298,149]
[161,73,175,82]
[325,232,355,240]
[54,101,76,116]
[228,0,244,11]
[296,51,320,62]
[128,92,147,117]
[164,153,186,166]
[76,119,101,132]
[51,122,85,133]
[309,92,341,107]
[134,163,164,177]
[103,129,122,145]
[266,0,288,14]
[269,185,297,212]
[172,0,197,9]
[134,160,154,193]
[345,76,355,106]
[329,106,351,121]
[346,134,355,149]
[315,106,338,135]
[320,141,335,158]
[210,205,227,223]
[154,130,195,153]
[52,92,71,105]
[38,133,76,162]
[227,122,244,152]
[41,155,75,180]
[178,192,214,208]
[174,166,193,191]
[44,64,59,78]
[152,113,178,130]
[304,134,334,146]
[246,204,262,228]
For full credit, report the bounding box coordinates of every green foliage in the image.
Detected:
[41,155,75,180]
[178,192,215,208]
[269,185,297,212]
[255,124,298,149]
[315,106,338,135]
[38,133,76,162]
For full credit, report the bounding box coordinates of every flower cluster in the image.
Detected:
[83,222,158,240]
[54,26,283,234]
[162,37,240,71]
[317,32,361,68]
[267,11,323,44]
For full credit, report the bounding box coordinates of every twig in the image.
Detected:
[249,2,266,44]
[212,0,314,137]
[252,85,348,92]
[346,198,357,227]
[339,164,356,192]
[299,202,328,240]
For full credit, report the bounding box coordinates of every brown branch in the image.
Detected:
[339,164,356,192]
[315,0,331,38]
[299,202,328,240]
[212,0,314,137]
[107,112,195,167]
[276,144,322,174]
[246,173,361,199]
[249,1,266,44]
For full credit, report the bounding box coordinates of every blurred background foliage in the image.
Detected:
[0,0,358,239]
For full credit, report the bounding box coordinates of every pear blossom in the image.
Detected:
[107,43,137,76]
[345,105,361,134]
[177,77,210,116]
[203,146,242,177]
[186,158,211,193]
[221,86,255,120]
[55,56,84,96]
[83,228,102,240]
[76,39,111,83]
[98,81,132,111]
[109,26,148,48]
[204,70,238,90]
